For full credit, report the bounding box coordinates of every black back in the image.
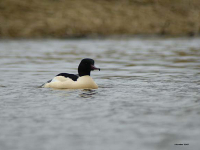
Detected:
[56,73,78,81]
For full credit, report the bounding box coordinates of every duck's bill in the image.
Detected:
[91,65,100,71]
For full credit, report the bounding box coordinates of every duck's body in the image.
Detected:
[44,75,98,89]
[42,58,100,89]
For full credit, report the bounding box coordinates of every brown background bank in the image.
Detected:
[0,0,200,38]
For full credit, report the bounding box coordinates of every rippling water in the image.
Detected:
[0,37,200,150]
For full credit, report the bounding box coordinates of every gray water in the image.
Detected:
[0,37,200,150]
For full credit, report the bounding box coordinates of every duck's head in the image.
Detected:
[78,58,100,76]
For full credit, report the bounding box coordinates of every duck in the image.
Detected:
[42,58,100,89]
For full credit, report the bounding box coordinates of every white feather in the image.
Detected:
[44,76,98,89]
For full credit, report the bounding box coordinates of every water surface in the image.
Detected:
[0,37,200,150]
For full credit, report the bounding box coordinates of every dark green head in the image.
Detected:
[78,58,100,76]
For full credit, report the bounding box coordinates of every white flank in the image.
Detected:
[44,76,98,89]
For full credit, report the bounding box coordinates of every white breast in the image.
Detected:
[44,76,98,89]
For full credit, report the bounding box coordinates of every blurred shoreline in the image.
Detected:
[0,0,200,39]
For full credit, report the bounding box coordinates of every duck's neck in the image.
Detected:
[78,71,90,77]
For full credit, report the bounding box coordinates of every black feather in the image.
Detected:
[56,73,79,81]
[40,79,52,87]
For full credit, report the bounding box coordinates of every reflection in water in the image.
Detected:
[0,85,6,87]
[79,89,98,98]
